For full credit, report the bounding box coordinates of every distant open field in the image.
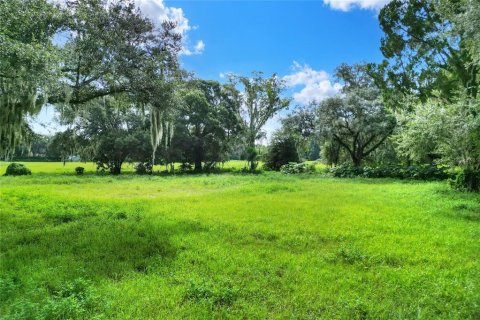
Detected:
[0,160,252,175]
[1,162,479,319]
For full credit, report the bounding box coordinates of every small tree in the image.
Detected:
[230,72,290,170]
[74,96,151,175]
[48,130,77,165]
[264,137,299,171]
[275,106,316,160]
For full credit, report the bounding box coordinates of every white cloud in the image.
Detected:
[323,0,390,11]
[283,61,342,104]
[136,0,205,55]
[195,40,205,52]
[53,0,192,35]
[181,40,205,56]
[219,71,234,79]
[136,0,190,35]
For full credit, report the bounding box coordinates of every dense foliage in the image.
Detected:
[75,98,151,174]
[329,164,450,180]
[167,80,243,171]
[279,162,315,174]
[450,168,480,192]
[263,137,299,171]
[273,107,317,160]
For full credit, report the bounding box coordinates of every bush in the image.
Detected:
[329,165,363,178]
[75,167,84,175]
[134,162,152,175]
[450,169,480,192]
[329,164,450,180]
[264,137,299,171]
[280,162,315,174]
[4,163,31,176]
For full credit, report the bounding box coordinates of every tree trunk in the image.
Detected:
[352,155,362,167]
[194,159,202,172]
[247,135,257,171]
[110,161,122,175]
[194,139,204,172]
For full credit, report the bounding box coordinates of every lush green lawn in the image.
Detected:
[0,163,479,319]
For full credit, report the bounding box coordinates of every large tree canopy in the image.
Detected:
[53,0,182,107]
[317,90,396,167]
[0,0,183,159]
[169,80,242,171]
[374,0,478,107]
[317,64,396,167]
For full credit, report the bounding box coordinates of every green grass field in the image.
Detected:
[1,162,479,319]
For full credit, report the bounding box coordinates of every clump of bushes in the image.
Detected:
[134,162,152,175]
[329,165,363,178]
[329,164,450,180]
[264,137,299,171]
[4,163,31,176]
[280,162,315,174]
[75,167,84,175]
[450,169,480,192]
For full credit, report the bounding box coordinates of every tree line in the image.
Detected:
[1,0,479,189]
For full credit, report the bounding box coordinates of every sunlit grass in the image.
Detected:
[0,160,255,175]
[0,163,478,319]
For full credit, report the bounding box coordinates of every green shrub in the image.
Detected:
[4,163,32,176]
[264,137,299,171]
[450,169,480,192]
[329,164,450,180]
[4,278,101,320]
[75,167,84,175]
[329,165,363,178]
[38,278,99,320]
[134,162,152,175]
[40,295,85,320]
[280,162,315,174]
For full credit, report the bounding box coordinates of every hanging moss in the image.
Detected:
[150,107,164,165]
[0,73,44,158]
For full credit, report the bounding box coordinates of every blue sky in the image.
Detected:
[177,1,385,80]
[33,0,390,137]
